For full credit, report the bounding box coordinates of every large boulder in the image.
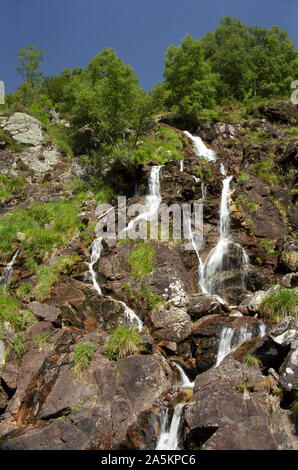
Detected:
[183,356,297,450]
[150,305,192,344]
[2,113,43,146]
[248,316,298,392]
[187,293,228,319]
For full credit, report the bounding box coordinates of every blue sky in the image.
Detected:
[1,0,297,94]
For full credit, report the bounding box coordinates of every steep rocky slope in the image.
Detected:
[0,103,297,450]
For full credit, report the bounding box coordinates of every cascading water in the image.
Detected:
[87,166,163,331]
[0,250,19,286]
[215,324,258,367]
[172,362,194,389]
[184,131,217,162]
[124,165,162,232]
[215,326,234,367]
[180,160,184,172]
[88,237,103,296]
[201,175,249,298]
[156,403,185,450]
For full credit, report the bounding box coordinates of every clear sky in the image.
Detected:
[1,0,297,94]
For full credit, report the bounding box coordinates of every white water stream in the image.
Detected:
[184,131,217,162]
[173,361,194,389]
[124,165,162,232]
[0,250,19,286]
[87,166,163,331]
[156,403,185,450]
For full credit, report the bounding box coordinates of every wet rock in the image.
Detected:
[0,341,5,367]
[0,404,112,450]
[192,314,265,373]
[248,317,298,382]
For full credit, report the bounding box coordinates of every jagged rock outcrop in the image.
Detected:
[183,356,297,450]
[1,113,43,147]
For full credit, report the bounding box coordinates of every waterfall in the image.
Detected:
[192,175,200,183]
[215,326,234,367]
[184,131,217,162]
[172,362,194,389]
[0,250,19,286]
[87,166,163,331]
[220,163,226,176]
[156,403,184,450]
[180,160,184,172]
[259,323,267,337]
[215,324,256,367]
[117,300,143,332]
[201,176,249,297]
[88,237,103,296]
[124,165,162,231]
[201,182,207,200]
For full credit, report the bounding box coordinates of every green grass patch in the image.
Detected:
[73,343,95,378]
[244,355,261,367]
[16,283,33,300]
[138,285,164,311]
[0,199,83,260]
[33,254,79,302]
[0,175,27,203]
[259,287,298,323]
[260,239,277,254]
[128,242,155,279]
[238,171,250,185]
[33,332,52,343]
[105,325,143,361]
[0,287,35,332]
[133,126,183,165]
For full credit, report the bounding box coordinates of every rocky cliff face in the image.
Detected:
[0,103,297,450]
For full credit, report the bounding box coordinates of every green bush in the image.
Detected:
[105,325,143,360]
[128,242,155,279]
[73,343,95,378]
[259,287,298,323]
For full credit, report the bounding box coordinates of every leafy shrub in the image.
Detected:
[259,287,298,323]
[73,343,95,378]
[105,325,143,360]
